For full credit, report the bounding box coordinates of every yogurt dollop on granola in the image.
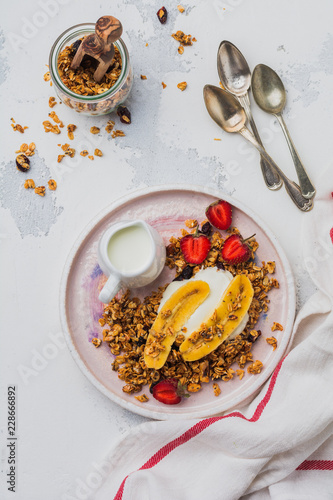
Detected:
[159,267,249,341]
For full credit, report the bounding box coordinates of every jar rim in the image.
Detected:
[49,23,129,102]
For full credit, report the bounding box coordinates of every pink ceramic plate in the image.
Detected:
[60,186,295,420]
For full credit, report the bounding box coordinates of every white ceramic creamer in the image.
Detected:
[98,220,166,303]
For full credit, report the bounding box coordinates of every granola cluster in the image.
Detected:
[97,221,281,398]
[11,118,28,133]
[57,39,122,96]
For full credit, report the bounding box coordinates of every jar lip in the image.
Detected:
[49,23,128,102]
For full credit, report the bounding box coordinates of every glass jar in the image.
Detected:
[49,23,133,116]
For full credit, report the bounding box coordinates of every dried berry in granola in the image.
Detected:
[156,6,167,24]
[117,106,131,124]
[16,154,30,172]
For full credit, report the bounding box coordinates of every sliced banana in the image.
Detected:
[180,275,253,362]
[144,280,210,369]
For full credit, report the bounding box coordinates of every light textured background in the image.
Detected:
[1,0,332,498]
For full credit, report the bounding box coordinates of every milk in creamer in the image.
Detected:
[107,224,153,274]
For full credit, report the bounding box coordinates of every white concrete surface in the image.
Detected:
[1,0,332,498]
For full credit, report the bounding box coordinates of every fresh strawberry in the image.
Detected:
[180,230,211,264]
[221,234,255,265]
[151,378,189,405]
[206,199,232,230]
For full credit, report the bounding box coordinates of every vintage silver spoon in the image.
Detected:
[217,41,282,191]
[251,64,315,199]
[203,85,313,212]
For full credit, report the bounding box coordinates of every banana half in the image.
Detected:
[144,280,210,369]
[180,275,254,362]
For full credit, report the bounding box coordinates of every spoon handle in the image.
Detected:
[239,126,313,212]
[275,113,316,199]
[239,94,282,191]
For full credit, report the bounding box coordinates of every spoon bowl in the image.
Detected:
[251,64,286,114]
[217,41,251,96]
[203,84,246,133]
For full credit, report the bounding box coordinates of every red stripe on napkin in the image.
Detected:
[296,460,333,471]
[113,356,285,500]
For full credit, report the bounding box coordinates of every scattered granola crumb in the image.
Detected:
[145,43,149,47]
[185,219,198,228]
[88,155,94,160]
[24,179,35,189]
[92,338,102,348]
[213,383,221,397]
[90,126,100,135]
[214,138,221,141]
[112,130,125,138]
[60,143,75,157]
[236,369,244,380]
[271,322,283,332]
[172,30,194,46]
[94,149,103,157]
[35,186,46,197]
[67,124,76,140]
[11,123,28,133]
[247,360,263,375]
[177,5,185,13]
[192,37,197,42]
[135,394,149,403]
[48,179,57,191]
[162,81,167,89]
[15,143,35,156]
[141,75,147,80]
[28,143,36,155]
[57,155,65,163]
[178,45,184,55]
[105,120,115,133]
[43,120,60,134]
[43,71,51,82]
[266,336,277,351]
[49,97,57,108]
[80,150,89,157]
[49,111,64,128]
[177,81,187,91]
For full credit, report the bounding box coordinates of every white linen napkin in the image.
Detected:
[95,169,333,500]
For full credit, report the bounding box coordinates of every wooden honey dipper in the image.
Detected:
[71,16,123,83]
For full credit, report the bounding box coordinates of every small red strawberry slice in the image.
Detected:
[152,378,183,405]
[180,231,211,264]
[221,234,255,265]
[206,200,232,230]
